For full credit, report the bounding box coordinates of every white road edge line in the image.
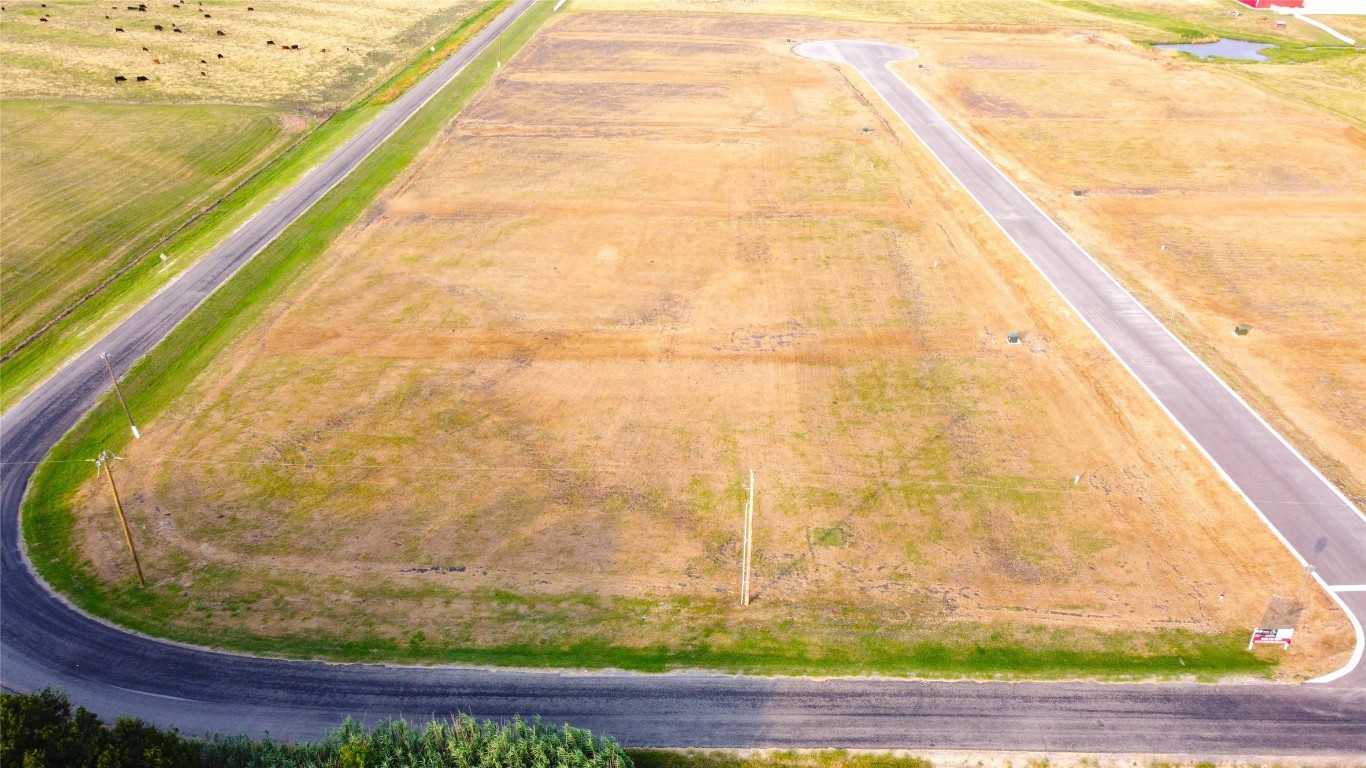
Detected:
[1330,585,1366,592]
[815,43,1365,686]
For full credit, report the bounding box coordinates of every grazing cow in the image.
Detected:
[289,43,298,49]
[200,70,206,75]
[115,26,124,31]
[203,13,209,17]
[151,57,159,63]
[266,39,273,45]
[38,17,47,21]
[127,5,137,8]
[247,6,253,9]
[216,52,223,58]
[199,58,205,63]
[142,45,148,50]
[153,23,162,29]
[172,27,181,32]
[114,75,127,82]
[136,75,148,81]
[216,29,224,35]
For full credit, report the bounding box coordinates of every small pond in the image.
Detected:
[1155,38,1278,61]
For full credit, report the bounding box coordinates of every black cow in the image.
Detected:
[136,75,148,81]
[114,75,128,82]
[114,26,124,31]
[216,29,224,35]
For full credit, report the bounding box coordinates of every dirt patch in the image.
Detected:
[75,12,1351,677]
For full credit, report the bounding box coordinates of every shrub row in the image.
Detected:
[1,689,630,768]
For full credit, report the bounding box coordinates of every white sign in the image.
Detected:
[1248,627,1294,650]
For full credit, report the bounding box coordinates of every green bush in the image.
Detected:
[2,690,631,768]
[0,688,201,768]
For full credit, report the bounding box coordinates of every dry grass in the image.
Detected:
[0,0,486,107]
[69,12,1353,677]
[571,0,1085,26]
[1315,14,1366,43]
[1063,0,1344,44]
[907,30,1366,510]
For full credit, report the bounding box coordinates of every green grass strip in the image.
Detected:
[0,0,513,412]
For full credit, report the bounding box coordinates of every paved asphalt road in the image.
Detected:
[1,23,1364,752]
[795,40,1366,684]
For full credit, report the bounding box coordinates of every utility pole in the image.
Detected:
[497,30,503,67]
[96,452,145,586]
[740,469,754,607]
[100,353,140,439]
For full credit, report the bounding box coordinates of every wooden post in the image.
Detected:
[741,469,754,607]
[100,454,145,586]
[100,353,140,439]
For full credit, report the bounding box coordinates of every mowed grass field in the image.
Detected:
[66,11,1350,678]
[0,0,487,106]
[0,100,298,354]
[0,0,492,400]
[908,29,1366,508]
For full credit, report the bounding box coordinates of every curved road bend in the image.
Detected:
[794,41,1366,687]
[0,21,1362,751]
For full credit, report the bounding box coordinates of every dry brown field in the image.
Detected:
[905,29,1366,508]
[0,0,486,107]
[575,0,1087,26]
[588,0,1366,127]
[71,11,1354,676]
